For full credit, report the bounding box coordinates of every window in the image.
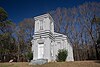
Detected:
[40,20,43,30]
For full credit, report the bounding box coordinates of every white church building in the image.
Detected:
[31,13,74,62]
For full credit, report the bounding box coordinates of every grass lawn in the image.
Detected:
[0,61,100,67]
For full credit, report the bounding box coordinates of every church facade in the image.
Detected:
[31,13,74,62]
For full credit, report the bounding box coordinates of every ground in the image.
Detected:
[0,61,100,67]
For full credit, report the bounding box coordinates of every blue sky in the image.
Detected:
[0,0,100,23]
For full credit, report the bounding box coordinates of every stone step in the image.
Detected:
[30,59,48,65]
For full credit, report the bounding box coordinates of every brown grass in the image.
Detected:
[0,61,100,67]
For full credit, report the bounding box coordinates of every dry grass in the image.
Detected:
[0,61,100,67]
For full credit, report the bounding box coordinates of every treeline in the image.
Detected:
[0,7,35,62]
[51,2,100,60]
[0,2,100,62]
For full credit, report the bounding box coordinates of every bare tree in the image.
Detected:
[51,2,100,60]
[15,18,35,61]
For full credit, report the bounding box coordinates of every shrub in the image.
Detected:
[26,52,33,62]
[56,49,68,62]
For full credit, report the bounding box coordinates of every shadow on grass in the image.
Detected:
[94,60,100,63]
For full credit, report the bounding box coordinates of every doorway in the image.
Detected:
[38,43,44,59]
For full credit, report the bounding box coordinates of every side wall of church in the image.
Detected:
[53,38,74,61]
[64,39,74,61]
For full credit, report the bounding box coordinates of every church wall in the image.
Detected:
[53,38,74,61]
[53,39,64,61]
[44,37,51,62]
[33,39,38,60]
[32,34,74,61]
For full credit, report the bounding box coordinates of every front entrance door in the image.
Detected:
[38,43,44,59]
